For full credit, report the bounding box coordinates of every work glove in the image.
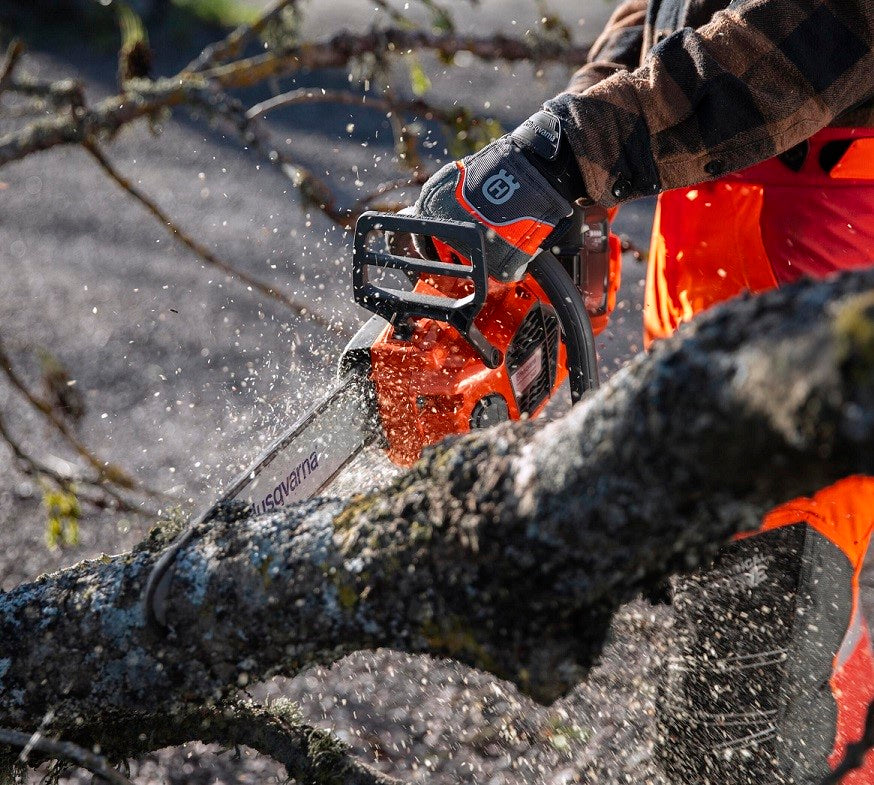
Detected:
[414,110,587,281]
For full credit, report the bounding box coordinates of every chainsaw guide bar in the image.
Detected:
[144,375,378,629]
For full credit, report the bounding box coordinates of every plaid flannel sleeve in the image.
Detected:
[545,0,874,206]
[566,0,648,94]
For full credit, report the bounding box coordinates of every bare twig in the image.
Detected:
[249,85,499,135]
[246,87,491,213]
[199,86,416,242]
[0,76,200,166]
[0,28,589,168]
[0,727,134,785]
[245,87,445,122]
[186,0,301,72]
[4,76,85,108]
[246,86,492,165]
[199,27,590,90]
[0,39,25,96]
[198,87,356,230]
[0,338,154,495]
[82,138,343,334]
[0,407,149,515]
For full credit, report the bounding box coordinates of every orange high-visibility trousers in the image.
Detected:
[759,478,874,783]
[644,127,874,783]
[657,479,874,784]
[644,127,874,347]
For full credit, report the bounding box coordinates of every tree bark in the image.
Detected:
[0,271,872,756]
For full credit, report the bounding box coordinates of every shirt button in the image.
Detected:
[611,176,632,200]
[704,159,725,176]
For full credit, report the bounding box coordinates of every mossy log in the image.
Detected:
[0,271,872,772]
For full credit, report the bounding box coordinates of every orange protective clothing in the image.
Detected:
[640,127,874,782]
[644,127,874,347]
[758,478,874,782]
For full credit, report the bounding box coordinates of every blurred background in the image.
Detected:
[0,2,661,781]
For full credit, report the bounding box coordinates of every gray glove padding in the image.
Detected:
[413,110,586,280]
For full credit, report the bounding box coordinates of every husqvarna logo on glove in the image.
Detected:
[482,169,520,205]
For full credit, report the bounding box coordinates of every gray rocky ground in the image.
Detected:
[1,3,858,783]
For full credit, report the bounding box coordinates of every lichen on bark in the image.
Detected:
[0,270,872,777]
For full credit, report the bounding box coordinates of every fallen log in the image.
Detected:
[0,270,872,775]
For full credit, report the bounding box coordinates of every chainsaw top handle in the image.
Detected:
[352,213,501,368]
[352,211,598,401]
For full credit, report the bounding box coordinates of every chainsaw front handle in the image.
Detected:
[353,212,502,368]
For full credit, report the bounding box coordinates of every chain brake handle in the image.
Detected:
[352,212,502,368]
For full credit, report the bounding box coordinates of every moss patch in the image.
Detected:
[834,290,874,384]
[332,494,376,535]
[423,616,497,673]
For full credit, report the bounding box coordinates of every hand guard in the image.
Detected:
[414,110,587,280]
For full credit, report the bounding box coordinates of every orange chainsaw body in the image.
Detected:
[369,270,568,466]
[352,210,620,467]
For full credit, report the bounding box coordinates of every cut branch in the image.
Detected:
[0,271,871,745]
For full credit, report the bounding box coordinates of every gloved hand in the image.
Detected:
[414,110,588,281]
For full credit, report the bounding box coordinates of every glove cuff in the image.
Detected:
[511,111,589,204]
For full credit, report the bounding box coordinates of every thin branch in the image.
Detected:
[0,337,153,496]
[0,39,25,96]
[0,408,71,488]
[82,138,343,334]
[0,406,150,515]
[198,86,417,244]
[0,727,134,785]
[199,88,355,230]
[245,87,493,216]
[3,76,85,108]
[246,86,492,152]
[186,0,301,72]
[0,28,590,168]
[246,87,413,121]
[198,27,590,91]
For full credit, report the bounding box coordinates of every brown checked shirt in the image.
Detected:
[544,0,874,206]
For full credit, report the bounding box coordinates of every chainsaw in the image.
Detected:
[145,205,621,626]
